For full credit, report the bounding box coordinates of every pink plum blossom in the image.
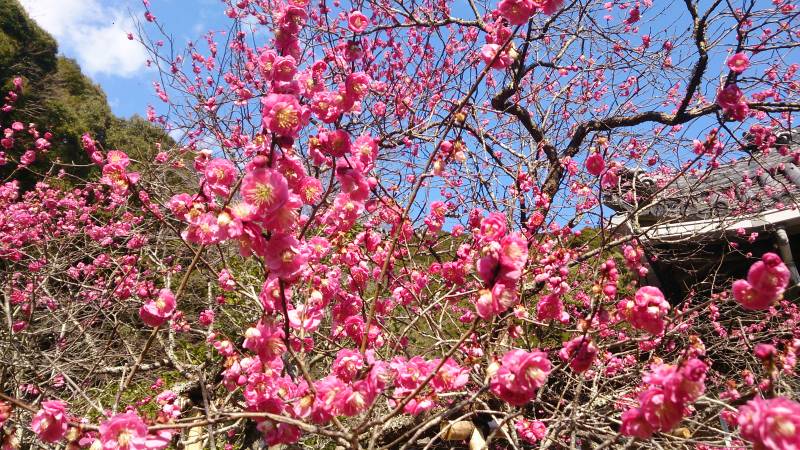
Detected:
[558,336,598,373]
[287,305,322,333]
[622,359,708,438]
[747,252,791,297]
[618,286,670,335]
[536,0,564,14]
[30,400,68,443]
[347,11,369,32]
[261,93,306,137]
[475,283,517,319]
[497,0,535,25]
[490,349,551,405]
[332,349,364,382]
[98,412,170,449]
[638,388,684,431]
[498,232,528,280]
[738,397,800,450]
[480,44,514,69]
[345,72,371,101]
[620,407,655,439]
[727,53,750,73]
[318,129,351,157]
[733,253,790,310]
[480,212,507,242]
[240,167,289,215]
[204,158,237,197]
[585,152,605,176]
[139,288,176,327]
[218,269,236,291]
[263,233,307,279]
[243,320,286,362]
[516,418,547,444]
[537,293,570,323]
[716,84,749,121]
[732,279,775,310]
[432,359,469,392]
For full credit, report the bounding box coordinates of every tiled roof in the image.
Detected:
[606,129,800,225]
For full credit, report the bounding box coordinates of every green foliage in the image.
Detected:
[0,0,57,84]
[0,0,172,190]
[107,115,172,164]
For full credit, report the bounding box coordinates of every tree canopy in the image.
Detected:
[1,0,800,449]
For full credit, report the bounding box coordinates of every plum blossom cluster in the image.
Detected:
[27,401,173,449]
[4,0,800,447]
[424,200,448,233]
[479,10,521,70]
[621,357,709,438]
[139,288,176,327]
[1,118,51,168]
[738,397,800,450]
[732,252,791,310]
[432,140,467,176]
[532,239,574,324]
[169,0,378,282]
[219,341,471,444]
[617,286,671,335]
[94,412,172,450]
[558,336,598,373]
[474,212,529,319]
[717,84,750,121]
[1,76,23,113]
[30,401,67,443]
[0,177,160,329]
[515,418,547,444]
[388,356,470,415]
[489,349,551,405]
[79,139,142,197]
[622,243,649,278]
[496,0,564,25]
[596,258,620,304]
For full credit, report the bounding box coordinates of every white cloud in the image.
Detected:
[19,0,148,78]
[167,127,186,143]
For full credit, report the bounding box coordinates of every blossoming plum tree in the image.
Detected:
[1,0,800,448]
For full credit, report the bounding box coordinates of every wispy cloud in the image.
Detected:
[19,0,149,78]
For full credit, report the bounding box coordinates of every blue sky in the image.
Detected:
[20,0,226,119]
[16,0,771,232]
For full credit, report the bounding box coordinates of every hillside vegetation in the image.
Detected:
[0,0,171,189]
